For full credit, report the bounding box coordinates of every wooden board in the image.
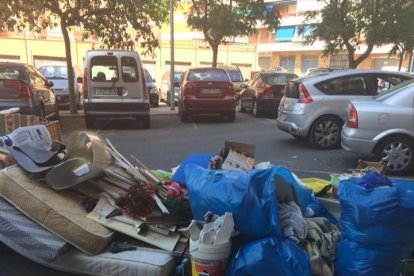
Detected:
[88,196,180,252]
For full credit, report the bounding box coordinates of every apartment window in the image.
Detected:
[276,26,295,42]
[301,55,318,74]
[280,56,296,73]
[330,55,349,69]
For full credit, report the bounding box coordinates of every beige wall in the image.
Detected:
[0,35,257,83]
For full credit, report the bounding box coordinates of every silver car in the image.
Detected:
[341,80,414,175]
[277,69,413,149]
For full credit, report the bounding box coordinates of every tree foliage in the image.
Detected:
[187,0,280,67]
[0,0,169,114]
[381,0,414,70]
[300,0,397,69]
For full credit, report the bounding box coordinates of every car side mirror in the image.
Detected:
[240,83,248,89]
[244,79,249,82]
[76,76,83,84]
[174,82,180,87]
[152,78,156,82]
[48,80,54,87]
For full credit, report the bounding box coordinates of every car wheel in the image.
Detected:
[85,115,94,129]
[253,100,261,117]
[180,108,188,122]
[237,98,246,112]
[308,116,342,149]
[374,136,414,175]
[228,112,236,122]
[53,103,60,121]
[166,92,171,106]
[141,115,150,129]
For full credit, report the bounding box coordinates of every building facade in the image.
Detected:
[0,0,412,84]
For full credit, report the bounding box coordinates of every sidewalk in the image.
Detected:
[60,104,178,118]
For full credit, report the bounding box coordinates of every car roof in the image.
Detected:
[217,64,240,71]
[0,62,27,69]
[295,69,413,83]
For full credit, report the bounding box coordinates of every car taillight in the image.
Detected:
[263,87,273,95]
[347,103,358,128]
[83,68,88,98]
[298,83,313,103]
[140,68,148,100]
[4,80,31,98]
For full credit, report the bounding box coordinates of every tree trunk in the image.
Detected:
[408,48,413,73]
[60,21,77,114]
[398,49,405,71]
[211,43,219,68]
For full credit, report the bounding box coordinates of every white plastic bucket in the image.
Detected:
[190,240,231,276]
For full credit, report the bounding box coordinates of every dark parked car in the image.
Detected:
[238,71,298,117]
[145,69,159,107]
[178,68,236,122]
[0,62,60,120]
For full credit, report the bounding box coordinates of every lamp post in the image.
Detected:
[169,0,175,110]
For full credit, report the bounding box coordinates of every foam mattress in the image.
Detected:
[0,166,114,255]
[0,197,176,275]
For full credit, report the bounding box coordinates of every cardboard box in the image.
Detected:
[357,160,387,174]
[219,141,255,171]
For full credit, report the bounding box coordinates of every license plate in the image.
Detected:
[200,88,220,94]
[94,88,118,96]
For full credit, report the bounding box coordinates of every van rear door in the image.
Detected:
[119,55,144,103]
[89,55,122,102]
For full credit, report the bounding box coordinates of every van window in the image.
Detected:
[227,70,243,82]
[121,56,139,82]
[91,56,118,82]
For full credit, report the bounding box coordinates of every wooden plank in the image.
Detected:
[88,196,180,252]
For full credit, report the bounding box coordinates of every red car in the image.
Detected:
[238,71,298,117]
[178,68,236,122]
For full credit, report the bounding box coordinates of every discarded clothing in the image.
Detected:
[357,171,392,189]
[278,201,307,243]
[301,217,340,276]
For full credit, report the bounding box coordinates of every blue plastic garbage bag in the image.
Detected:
[335,177,414,276]
[185,164,313,240]
[228,237,312,276]
[172,154,213,185]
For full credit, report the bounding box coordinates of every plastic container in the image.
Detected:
[190,239,231,276]
[300,178,331,195]
[0,125,52,150]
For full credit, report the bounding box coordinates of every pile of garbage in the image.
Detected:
[1,124,414,276]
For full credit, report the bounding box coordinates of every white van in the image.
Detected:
[83,50,150,128]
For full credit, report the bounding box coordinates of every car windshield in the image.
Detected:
[227,70,243,82]
[174,72,184,83]
[189,69,230,82]
[38,66,68,79]
[376,79,414,100]
[263,73,298,85]
[145,70,153,82]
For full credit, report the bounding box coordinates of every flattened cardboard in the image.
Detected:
[220,141,255,171]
